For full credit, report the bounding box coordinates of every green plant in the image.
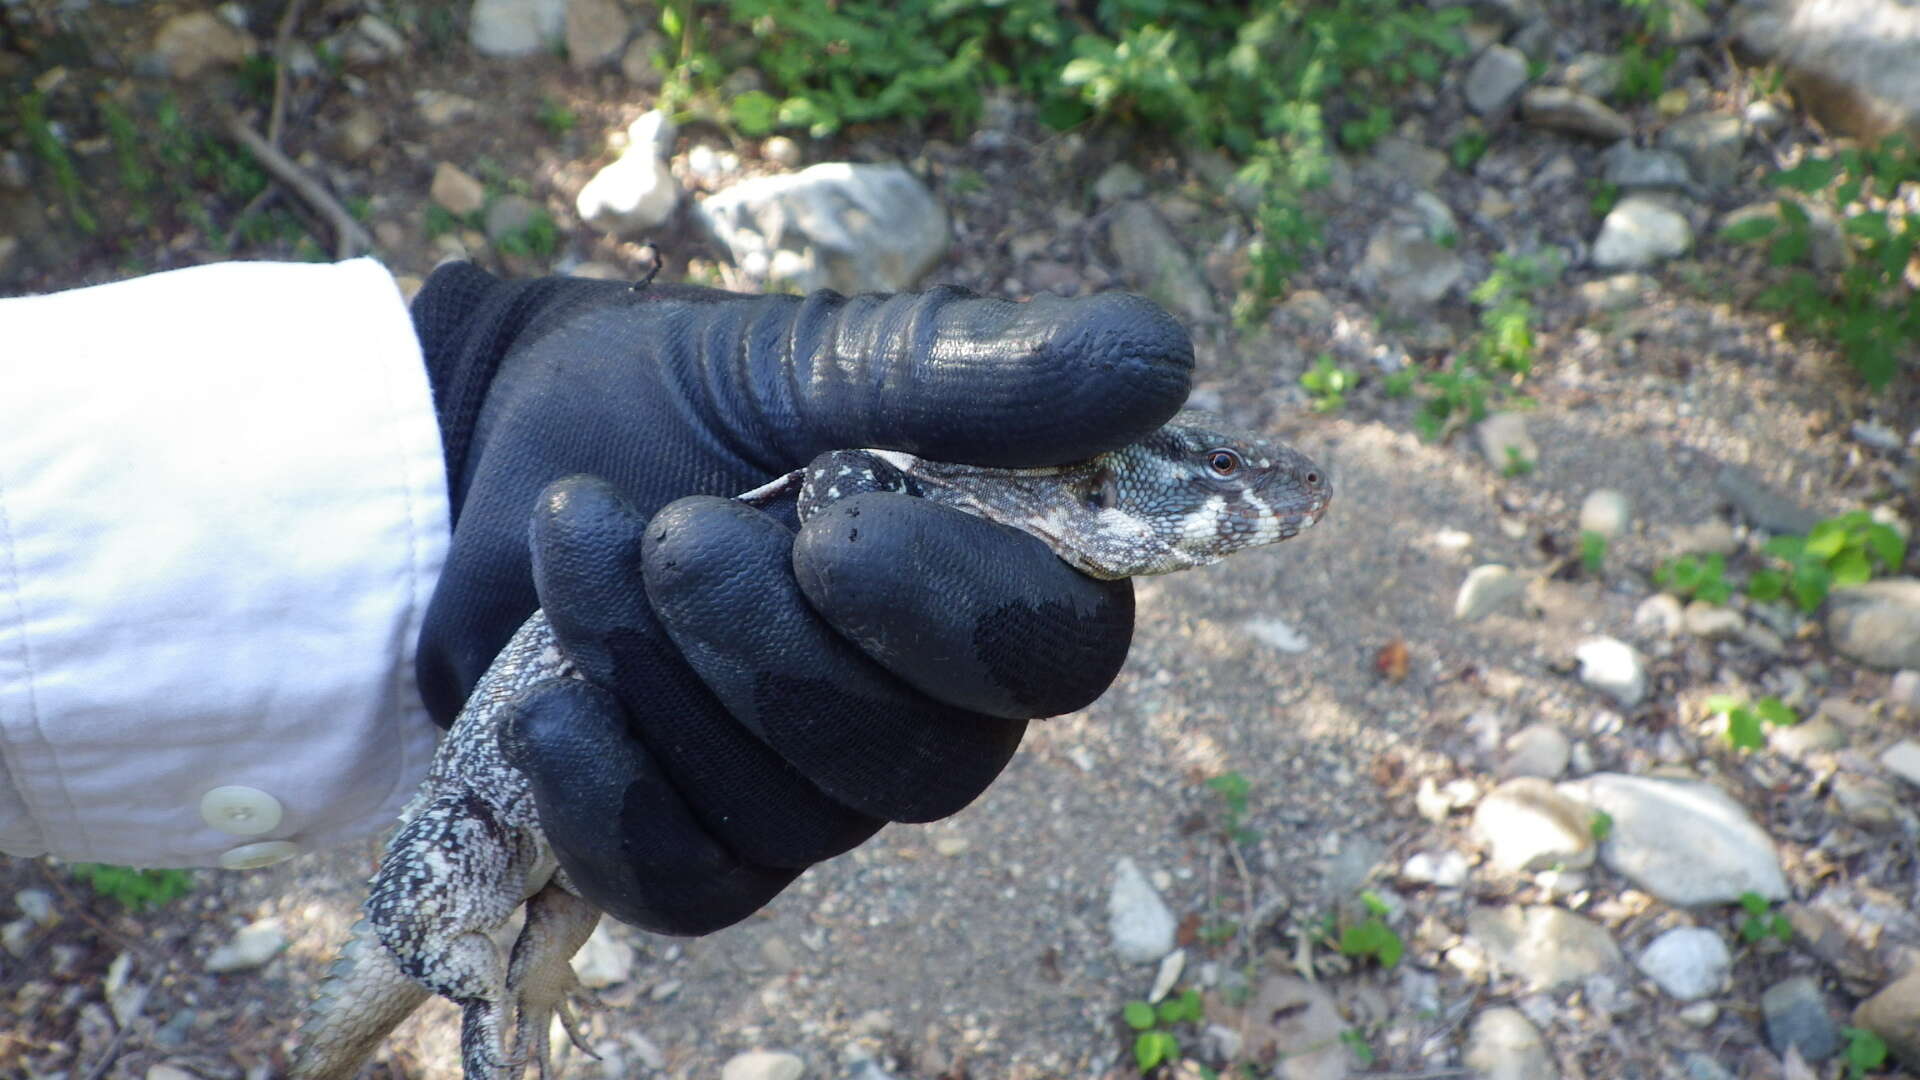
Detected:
[1339,1028,1376,1066]
[1736,890,1793,943]
[1502,446,1534,478]
[1588,178,1620,217]
[1397,252,1557,440]
[1707,694,1799,751]
[536,98,578,136]
[1842,1026,1889,1079]
[1748,510,1907,612]
[1654,553,1732,604]
[1580,530,1608,575]
[1616,42,1674,104]
[1333,891,1404,968]
[1122,988,1203,1072]
[1300,354,1357,412]
[494,207,561,258]
[17,93,96,234]
[1451,129,1488,171]
[424,203,465,239]
[1589,809,1614,841]
[1206,771,1257,847]
[1721,135,1920,389]
[69,864,194,911]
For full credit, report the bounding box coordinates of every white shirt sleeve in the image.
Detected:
[0,258,449,869]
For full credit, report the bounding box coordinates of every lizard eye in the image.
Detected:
[1207,449,1241,476]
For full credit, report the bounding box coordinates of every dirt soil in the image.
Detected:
[3,2,1919,1080]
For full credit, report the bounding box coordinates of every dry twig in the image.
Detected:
[221,111,374,259]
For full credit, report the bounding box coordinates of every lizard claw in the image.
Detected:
[503,885,604,1079]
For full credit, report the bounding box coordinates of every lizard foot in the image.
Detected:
[504,884,603,1079]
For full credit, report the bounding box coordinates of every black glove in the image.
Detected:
[410,262,1193,934]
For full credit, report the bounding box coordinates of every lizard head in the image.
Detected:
[1066,410,1332,578]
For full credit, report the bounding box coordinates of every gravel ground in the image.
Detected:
[4,2,1919,1079]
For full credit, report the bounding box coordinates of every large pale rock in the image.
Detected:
[1853,968,1920,1067]
[695,163,949,294]
[469,0,567,57]
[1464,1006,1557,1080]
[1825,579,1920,670]
[1592,195,1693,270]
[1468,905,1623,988]
[1735,0,1920,140]
[1466,45,1530,114]
[1658,113,1745,190]
[1108,201,1217,322]
[577,111,679,235]
[152,12,256,79]
[1558,773,1788,905]
[1356,216,1463,310]
[1472,777,1596,873]
[1635,926,1731,1000]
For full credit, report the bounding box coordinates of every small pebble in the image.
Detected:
[1579,489,1632,538]
[1761,975,1840,1061]
[761,135,801,167]
[1109,857,1176,964]
[1503,724,1571,779]
[1402,849,1470,888]
[1635,926,1731,1000]
[1678,1000,1720,1027]
[1456,564,1526,621]
[1575,637,1647,707]
[1889,670,1920,716]
[14,889,56,928]
[1682,601,1745,641]
[204,918,285,973]
[1879,740,1920,788]
[1147,948,1185,1003]
[1477,413,1537,473]
[721,1050,806,1080]
[1670,519,1739,556]
[1472,777,1596,873]
[1633,593,1685,638]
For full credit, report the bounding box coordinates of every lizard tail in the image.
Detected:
[289,918,433,1079]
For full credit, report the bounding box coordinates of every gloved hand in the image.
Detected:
[410,262,1193,934]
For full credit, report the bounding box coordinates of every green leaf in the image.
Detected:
[1726,707,1765,750]
[729,90,781,136]
[1580,530,1607,575]
[1135,1029,1177,1070]
[1791,563,1832,611]
[1124,1000,1157,1031]
[1844,1026,1889,1075]
[1764,535,1808,562]
[1806,521,1849,560]
[1720,215,1780,243]
[1590,810,1613,841]
[1739,891,1771,917]
[1747,569,1786,602]
[1705,694,1743,715]
[1865,523,1906,570]
[1832,548,1874,586]
[1755,697,1798,727]
[1359,890,1389,917]
[1773,156,1839,193]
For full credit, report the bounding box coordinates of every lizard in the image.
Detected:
[290,409,1333,1080]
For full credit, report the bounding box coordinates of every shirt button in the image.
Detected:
[199,785,284,836]
[218,840,300,869]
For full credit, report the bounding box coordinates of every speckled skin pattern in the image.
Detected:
[291,412,1330,1080]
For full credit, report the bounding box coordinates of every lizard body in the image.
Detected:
[292,411,1330,1079]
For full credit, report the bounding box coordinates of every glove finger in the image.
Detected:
[499,678,800,936]
[739,287,1196,468]
[643,496,1027,823]
[529,476,884,867]
[792,492,1134,719]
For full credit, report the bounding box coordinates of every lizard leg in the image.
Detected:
[367,791,543,1079]
[506,884,602,1079]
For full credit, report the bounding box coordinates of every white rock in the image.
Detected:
[721,1050,806,1080]
[1464,1006,1557,1080]
[1477,412,1537,473]
[1634,593,1685,638]
[205,917,286,973]
[1575,637,1647,707]
[1559,773,1788,904]
[1472,777,1597,873]
[577,111,679,236]
[1148,948,1186,1003]
[1825,579,1920,670]
[145,1066,197,1080]
[468,0,567,57]
[1880,740,1920,787]
[1592,194,1694,270]
[1109,857,1177,964]
[570,921,636,988]
[1456,564,1526,621]
[1465,44,1531,114]
[696,163,948,295]
[1635,926,1731,1000]
[1504,724,1572,778]
[1579,489,1632,538]
[1890,669,1920,715]
[762,135,802,167]
[1683,601,1746,640]
[14,888,56,928]
[1468,905,1623,988]
[1402,849,1470,887]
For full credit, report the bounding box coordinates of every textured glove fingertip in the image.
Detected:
[794,493,1135,719]
[503,679,800,936]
